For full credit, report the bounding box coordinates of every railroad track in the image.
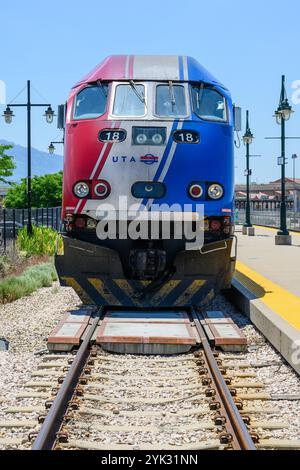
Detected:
[1,307,300,451]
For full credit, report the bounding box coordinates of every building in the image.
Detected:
[235,178,300,211]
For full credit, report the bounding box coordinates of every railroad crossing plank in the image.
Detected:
[201,311,247,351]
[96,309,199,355]
[103,309,191,323]
[47,307,95,352]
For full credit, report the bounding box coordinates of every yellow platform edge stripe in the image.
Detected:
[253,225,300,236]
[235,261,300,331]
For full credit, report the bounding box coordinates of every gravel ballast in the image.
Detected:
[0,282,299,450]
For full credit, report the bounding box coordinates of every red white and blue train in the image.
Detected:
[55,55,240,307]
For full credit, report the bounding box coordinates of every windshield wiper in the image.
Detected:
[129,80,146,107]
[97,80,107,97]
[168,80,176,109]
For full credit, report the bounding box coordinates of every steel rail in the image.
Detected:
[32,305,255,451]
[191,308,256,450]
[32,310,102,450]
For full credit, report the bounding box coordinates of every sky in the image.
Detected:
[1,0,300,184]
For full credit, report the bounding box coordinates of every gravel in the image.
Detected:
[0,282,299,450]
[0,282,80,353]
[0,282,80,449]
[210,295,300,444]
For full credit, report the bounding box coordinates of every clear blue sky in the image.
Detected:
[1,0,300,183]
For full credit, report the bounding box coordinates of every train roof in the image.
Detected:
[74,55,227,89]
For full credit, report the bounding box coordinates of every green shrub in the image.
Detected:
[17,225,63,256]
[4,172,62,209]
[0,262,57,303]
[0,256,12,277]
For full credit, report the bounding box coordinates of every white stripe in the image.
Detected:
[124,55,130,79]
[74,200,82,214]
[146,121,183,208]
[183,56,188,81]
[158,121,183,183]
[89,122,118,179]
[133,56,179,80]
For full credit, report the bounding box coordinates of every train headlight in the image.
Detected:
[136,133,147,144]
[207,184,224,200]
[133,127,166,145]
[152,133,163,144]
[73,181,90,198]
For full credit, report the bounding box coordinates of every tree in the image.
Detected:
[0,144,15,183]
[4,171,63,208]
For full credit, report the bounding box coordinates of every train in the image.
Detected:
[55,55,241,307]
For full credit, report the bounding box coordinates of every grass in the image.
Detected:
[0,262,58,303]
[17,225,63,256]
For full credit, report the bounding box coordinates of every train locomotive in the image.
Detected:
[55,55,240,308]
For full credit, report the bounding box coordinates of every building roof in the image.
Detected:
[271,177,300,184]
[235,178,300,201]
[74,55,225,89]
[235,179,300,192]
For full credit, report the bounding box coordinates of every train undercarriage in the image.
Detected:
[55,234,236,308]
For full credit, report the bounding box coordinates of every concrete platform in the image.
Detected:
[96,309,199,355]
[229,226,300,374]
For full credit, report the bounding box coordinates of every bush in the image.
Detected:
[17,225,63,256]
[0,256,12,277]
[0,263,57,303]
[4,172,62,208]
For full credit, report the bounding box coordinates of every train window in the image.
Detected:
[73,85,108,120]
[191,85,227,122]
[113,84,146,116]
[156,84,187,117]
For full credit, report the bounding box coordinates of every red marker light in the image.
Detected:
[94,180,111,198]
[75,217,86,228]
[210,220,221,231]
[189,184,203,198]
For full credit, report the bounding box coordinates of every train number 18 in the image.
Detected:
[173,130,199,144]
[99,129,127,142]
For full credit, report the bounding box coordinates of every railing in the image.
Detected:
[236,209,300,231]
[0,206,62,251]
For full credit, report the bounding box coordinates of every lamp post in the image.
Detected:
[274,75,293,244]
[243,110,254,231]
[2,80,54,235]
[292,153,298,223]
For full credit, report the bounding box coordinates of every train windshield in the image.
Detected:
[191,85,227,122]
[113,84,146,116]
[74,85,108,119]
[156,84,187,117]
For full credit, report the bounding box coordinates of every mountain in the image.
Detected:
[0,139,63,182]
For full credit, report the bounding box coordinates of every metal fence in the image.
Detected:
[236,209,300,231]
[0,207,62,252]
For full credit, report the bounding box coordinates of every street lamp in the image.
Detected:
[243,110,254,230]
[48,143,55,155]
[274,75,293,243]
[48,140,64,155]
[2,106,15,124]
[44,106,55,124]
[3,80,54,235]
